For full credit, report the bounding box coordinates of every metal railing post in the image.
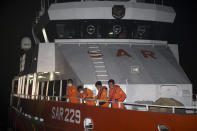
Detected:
[172,107,175,113]
[119,102,121,108]
[17,77,21,95]
[36,81,40,99]
[46,80,49,96]
[21,76,26,98]
[41,82,44,100]
[67,98,69,103]
[32,73,37,99]
[96,100,99,106]
[146,104,149,111]
[25,75,30,98]
[59,80,62,100]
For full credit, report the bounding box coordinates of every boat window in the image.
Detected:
[42,80,61,101]
[23,78,27,97]
[61,80,67,96]
[13,80,18,94]
[45,20,171,41]
[38,82,43,99]
[158,124,169,131]
[35,81,47,100]
[48,81,54,100]
[28,80,33,96]
[54,80,61,96]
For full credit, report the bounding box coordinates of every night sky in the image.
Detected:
[1,0,196,129]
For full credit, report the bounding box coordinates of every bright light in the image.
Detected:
[109,32,114,35]
[28,75,34,78]
[42,28,49,43]
[49,72,55,81]
[38,76,46,79]
[55,72,60,74]
[133,67,139,72]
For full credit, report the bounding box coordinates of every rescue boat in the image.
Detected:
[9,0,197,130]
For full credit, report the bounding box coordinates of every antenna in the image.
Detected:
[40,0,52,14]
[41,0,45,12]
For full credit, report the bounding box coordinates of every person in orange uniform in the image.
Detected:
[108,79,126,109]
[78,86,95,106]
[66,79,79,103]
[94,81,109,107]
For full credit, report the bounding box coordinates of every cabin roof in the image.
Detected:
[48,1,175,23]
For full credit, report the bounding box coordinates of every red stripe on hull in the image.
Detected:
[10,98,197,131]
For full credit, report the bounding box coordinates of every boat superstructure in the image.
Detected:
[9,0,197,131]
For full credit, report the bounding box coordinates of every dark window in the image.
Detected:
[28,81,33,95]
[42,81,48,96]
[62,80,67,96]
[45,20,171,41]
[48,81,54,96]
[54,80,60,96]
[13,80,18,94]
[38,82,43,99]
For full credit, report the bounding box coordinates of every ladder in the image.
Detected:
[88,45,109,84]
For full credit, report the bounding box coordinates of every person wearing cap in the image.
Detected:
[66,79,79,103]
[94,81,109,107]
[108,79,126,109]
[78,86,95,106]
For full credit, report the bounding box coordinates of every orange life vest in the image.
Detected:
[80,88,95,106]
[94,86,109,107]
[109,85,126,109]
[67,85,79,103]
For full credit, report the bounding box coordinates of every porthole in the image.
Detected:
[113,25,122,34]
[87,25,96,35]
[84,117,93,131]
[158,124,169,131]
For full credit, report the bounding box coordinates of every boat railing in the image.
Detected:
[136,0,165,6]
[11,93,197,114]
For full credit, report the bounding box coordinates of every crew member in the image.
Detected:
[78,86,95,106]
[94,81,109,107]
[108,79,126,109]
[66,79,79,103]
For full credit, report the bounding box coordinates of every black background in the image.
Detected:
[0,0,196,129]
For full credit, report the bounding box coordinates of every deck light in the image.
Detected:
[49,72,55,81]
[42,28,49,43]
